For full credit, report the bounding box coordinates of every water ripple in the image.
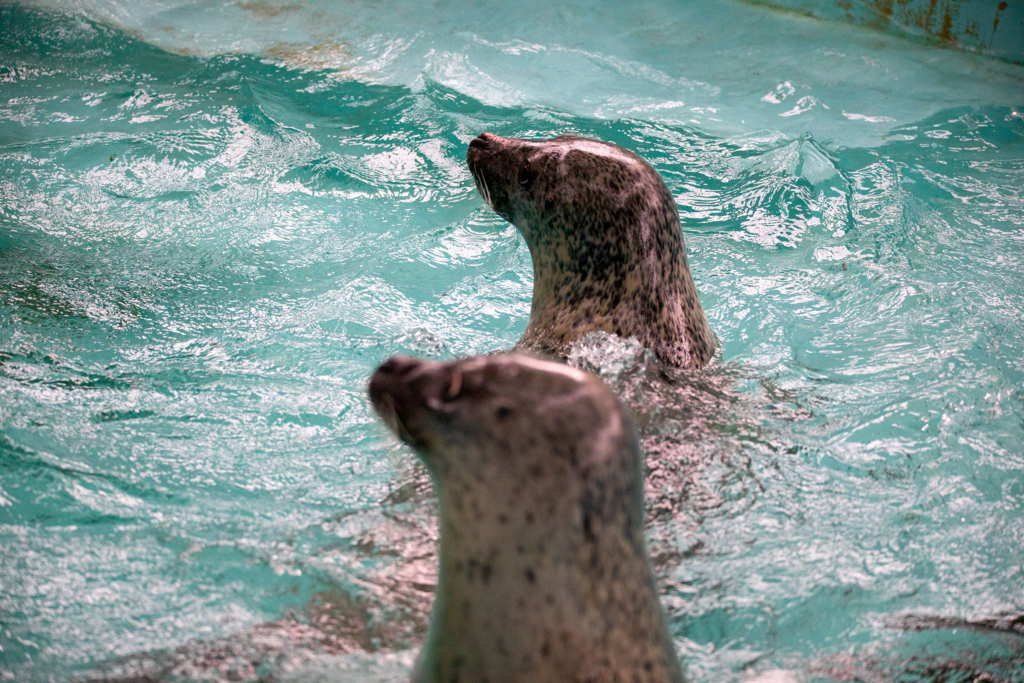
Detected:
[2,4,1023,682]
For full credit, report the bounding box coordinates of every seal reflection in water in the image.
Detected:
[369,353,685,683]
[467,133,714,369]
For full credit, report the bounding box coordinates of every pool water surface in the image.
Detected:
[1,1,1023,681]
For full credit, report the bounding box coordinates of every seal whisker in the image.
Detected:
[472,167,488,207]
[479,171,492,207]
[484,176,493,207]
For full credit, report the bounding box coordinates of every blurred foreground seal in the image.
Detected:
[467,133,714,369]
[369,353,685,683]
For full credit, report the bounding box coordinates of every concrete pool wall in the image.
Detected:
[750,0,1024,64]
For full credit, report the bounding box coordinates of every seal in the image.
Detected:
[466,133,714,369]
[369,353,685,683]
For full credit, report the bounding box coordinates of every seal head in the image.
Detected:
[369,353,685,683]
[467,133,714,369]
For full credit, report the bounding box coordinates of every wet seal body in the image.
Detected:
[369,354,685,683]
[467,133,714,369]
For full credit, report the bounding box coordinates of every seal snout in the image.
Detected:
[370,353,432,400]
[369,356,428,443]
[468,131,502,151]
[467,133,501,168]
[369,355,462,446]
[374,354,422,379]
[467,132,516,212]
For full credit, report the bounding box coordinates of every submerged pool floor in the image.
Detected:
[1,1,1023,681]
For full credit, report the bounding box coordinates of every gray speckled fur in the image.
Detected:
[369,354,686,683]
[467,133,714,369]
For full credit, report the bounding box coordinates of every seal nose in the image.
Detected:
[375,355,421,378]
[368,355,423,410]
[369,355,455,446]
[469,132,502,151]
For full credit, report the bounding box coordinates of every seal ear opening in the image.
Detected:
[517,165,534,189]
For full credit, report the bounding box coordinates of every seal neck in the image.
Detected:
[415,481,684,683]
[517,215,713,368]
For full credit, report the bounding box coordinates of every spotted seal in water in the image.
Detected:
[369,353,685,683]
[466,133,714,369]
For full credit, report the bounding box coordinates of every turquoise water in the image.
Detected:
[1,1,1023,681]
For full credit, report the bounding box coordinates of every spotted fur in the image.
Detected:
[467,133,715,369]
[369,354,686,683]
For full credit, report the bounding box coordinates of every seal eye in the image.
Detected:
[517,165,533,189]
